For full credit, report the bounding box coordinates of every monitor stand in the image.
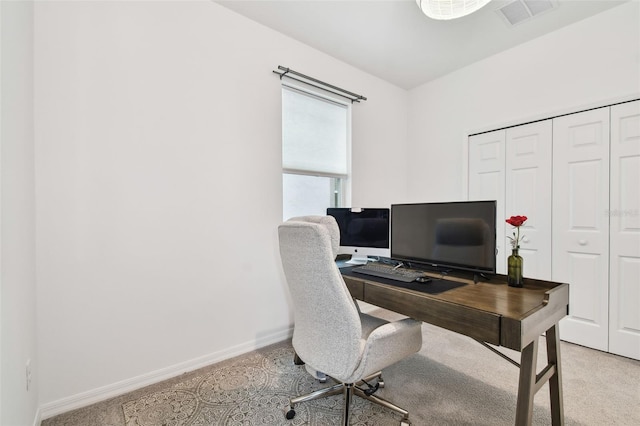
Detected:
[345,255,371,265]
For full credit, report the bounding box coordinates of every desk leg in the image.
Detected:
[545,325,564,425]
[515,326,565,426]
[515,338,538,426]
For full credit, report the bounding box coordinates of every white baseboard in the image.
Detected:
[32,408,42,426]
[38,326,293,423]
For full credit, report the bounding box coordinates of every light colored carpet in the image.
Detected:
[42,315,640,425]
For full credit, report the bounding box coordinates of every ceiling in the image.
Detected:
[215,0,628,89]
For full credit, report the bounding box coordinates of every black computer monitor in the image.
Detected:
[326,208,390,264]
[391,201,497,274]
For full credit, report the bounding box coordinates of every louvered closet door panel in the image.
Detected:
[505,120,552,280]
[609,100,640,360]
[469,130,505,273]
[553,107,610,351]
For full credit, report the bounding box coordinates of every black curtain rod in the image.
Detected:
[273,66,367,103]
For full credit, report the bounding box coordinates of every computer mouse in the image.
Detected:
[415,276,431,283]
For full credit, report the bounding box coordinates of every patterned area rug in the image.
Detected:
[122,344,403,426]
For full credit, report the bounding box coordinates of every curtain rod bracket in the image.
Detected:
[279,67,290,80]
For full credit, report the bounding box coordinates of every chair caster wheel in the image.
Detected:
[285,409,296,420]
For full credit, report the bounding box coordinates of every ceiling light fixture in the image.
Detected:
[416,0,492,20]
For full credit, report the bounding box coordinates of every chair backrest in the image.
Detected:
[278,216,363,379]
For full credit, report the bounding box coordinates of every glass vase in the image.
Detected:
[507,247,523,287]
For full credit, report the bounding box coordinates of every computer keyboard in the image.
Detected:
[352,262,427,283]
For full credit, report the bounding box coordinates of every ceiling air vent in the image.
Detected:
[497,0,557,26]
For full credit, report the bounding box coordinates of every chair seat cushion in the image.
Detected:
[360,313,389,340]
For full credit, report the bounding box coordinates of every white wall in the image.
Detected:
[30,0,640,419]
[33,0,408,415]
[407,0,640,202]
[1,1,39,425]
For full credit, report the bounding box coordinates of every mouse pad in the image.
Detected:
[340,266,467,295]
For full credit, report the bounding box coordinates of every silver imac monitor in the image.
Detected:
[326,207,391,264]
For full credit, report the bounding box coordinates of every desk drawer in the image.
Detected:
[364,282,502,346]
[343,276,364,300]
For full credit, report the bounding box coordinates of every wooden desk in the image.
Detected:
[342,269,569,426]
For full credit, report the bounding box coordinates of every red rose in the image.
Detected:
[506,215,527,227]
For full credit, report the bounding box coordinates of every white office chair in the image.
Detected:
[278,216,423,425]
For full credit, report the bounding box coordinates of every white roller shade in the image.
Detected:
[282,87,348,177]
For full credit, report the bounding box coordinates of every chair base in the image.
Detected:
[285,372,410,426]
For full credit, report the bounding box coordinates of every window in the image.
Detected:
[282,84,351,220]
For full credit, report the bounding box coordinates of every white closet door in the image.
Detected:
[505,120,552,280]
[553,107,610,351]
[609,100,640,360]
[469,130,505,273]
